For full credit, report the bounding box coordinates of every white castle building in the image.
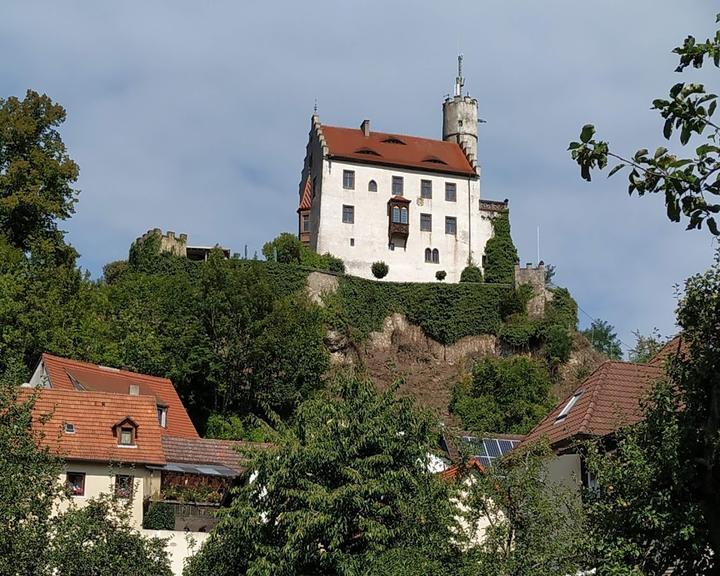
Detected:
[297,58,507,283]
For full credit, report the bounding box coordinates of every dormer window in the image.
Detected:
[157,406,168,428]
[382,137,406,145]
[112,417,139,447]
[355,148,381,156]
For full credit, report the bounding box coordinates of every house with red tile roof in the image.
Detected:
[297,59,508,283]
[523,337,683,490]
[24,353,264,531]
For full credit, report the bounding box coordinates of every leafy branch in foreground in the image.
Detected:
[569,13,720,234]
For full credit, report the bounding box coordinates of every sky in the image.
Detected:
[1,1,717,354]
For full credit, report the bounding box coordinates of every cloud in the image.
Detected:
[1,0,717,351]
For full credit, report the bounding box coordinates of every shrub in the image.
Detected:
[371,261,389,279]
[142,502,175,530]
[460,265,483,283]
[542,323,573,367]
[324,254,346,274]
[483,211,519,284]
[262,232,302,264]
[546,287,578,329]
[435,270,447,281]
[498,314,541,349]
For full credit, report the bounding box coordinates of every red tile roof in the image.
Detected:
[40,354,198,439]
[298,176,313,212]
[22,388,166,465]
[321,125,476,177]
[161,436,271,474]
[647,335,687,367]
[523,361,666,449]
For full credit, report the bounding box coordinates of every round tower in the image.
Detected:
[442,54,478,171]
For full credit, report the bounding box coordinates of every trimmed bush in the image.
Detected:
[143,501,175,530]
[371,261,389,279]
[460,265,483,283]
[435,270,447,281]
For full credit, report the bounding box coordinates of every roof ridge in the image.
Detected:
[322,124,458,145]
[43,353,172,384]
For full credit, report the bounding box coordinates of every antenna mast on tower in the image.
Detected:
[455,53,465,97]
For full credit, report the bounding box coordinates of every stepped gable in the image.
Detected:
[523,360,666,449]
[161,436,272,475]
[40,354,198,439]
[21,388,166,465]
[321,125,476,177]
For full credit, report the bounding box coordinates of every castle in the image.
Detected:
[297,57,507,283]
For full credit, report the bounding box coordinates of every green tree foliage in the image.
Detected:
[582,318,623,360]
[0,90,79,254]
[628,328,666,363]
[483,211,518,284]
[185,376,463,576]
[143,501,176,531]
[262,232,345,273]
[570,14,720,235]
[451,356,553,434]
[49,496,172,576]
[463,440,590,575]
[371,260,389,279]
[460,264,483,283]
[584,254,720,573]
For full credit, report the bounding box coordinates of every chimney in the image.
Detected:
[360,119,370,137]
[129,384,140,396]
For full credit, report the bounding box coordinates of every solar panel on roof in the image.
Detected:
[498,440,514,453]
[485,439,502,458]
[478,456,493,468]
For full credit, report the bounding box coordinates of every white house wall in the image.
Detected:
[313,159,489,283]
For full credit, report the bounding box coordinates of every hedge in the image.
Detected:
[328,275,514,345]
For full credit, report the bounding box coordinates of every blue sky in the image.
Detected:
[2,1,717,354]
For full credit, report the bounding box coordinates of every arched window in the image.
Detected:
[368,179,377,192]
[400,207,408,224]
[392,205,401,223]
[425,248,432,263]
[432,249,440,264]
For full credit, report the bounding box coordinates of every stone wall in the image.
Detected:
[514,262,551,319]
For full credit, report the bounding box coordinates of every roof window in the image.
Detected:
[423,156,447,165]
[382,137,406,145]
[64,422,75,434]
[555,391,583,423]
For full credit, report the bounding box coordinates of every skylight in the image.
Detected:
[555,391,583,422]
[64,423,75,434]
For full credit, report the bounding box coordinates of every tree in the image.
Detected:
[0,90,79,253]
[570,14,720,235]
[582,319,623,360]
[483,211,518,284]
[462,440,591,576]
[460,264,483,283]
[262,232,346,272]
[451,356,553,434]
[185,376,463,576]
[628,328,666,363]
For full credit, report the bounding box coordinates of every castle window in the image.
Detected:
[392,176,404,196]
[420,213,432,232]
[392,206,401,223]
[400,207,408,224]
[343,170,355,190]
[302,214,310,233]
[350,238,355,246]
[432,249,440,264]
[445,182,457,202]
[342,205,354,224]
[368,179,377,192]
[425,248,432,262]
[445,216,457,236]
[421,180,432,199]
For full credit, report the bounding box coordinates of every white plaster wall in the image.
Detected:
[313,159,488,283]
[142,529,210,576]
[58,462,155,529]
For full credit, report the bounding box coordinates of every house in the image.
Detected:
[24,354,263,531]
[522,337,684,490]
[297,56,508,283]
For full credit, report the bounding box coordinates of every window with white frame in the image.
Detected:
[555,391,583,422]
[67,472,85,497]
